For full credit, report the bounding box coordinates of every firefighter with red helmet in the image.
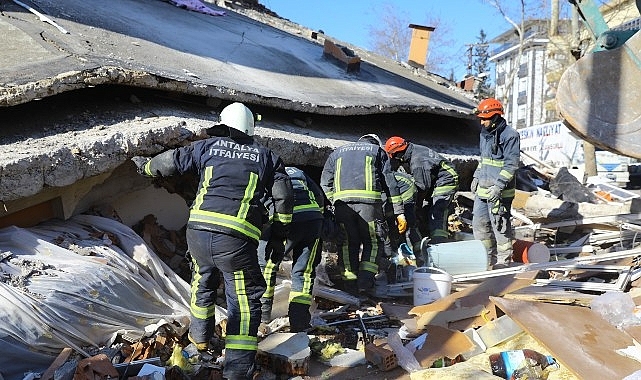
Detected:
[471,98,520,268]
[384,137,459,245]
[132,102,293,379]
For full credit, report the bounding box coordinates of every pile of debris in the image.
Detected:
[5,165,641,379]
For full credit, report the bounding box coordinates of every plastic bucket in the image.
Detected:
[413,267,453,306]
[512,240,550,263]
[424,239,489,275]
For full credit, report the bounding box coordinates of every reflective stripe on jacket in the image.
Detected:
[285,166,324,222]
[400,143,459,197]
[150,136,293,243]
[321,141,403,214]
[474,118,520,199]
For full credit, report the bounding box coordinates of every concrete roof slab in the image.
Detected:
[0,0,476,116]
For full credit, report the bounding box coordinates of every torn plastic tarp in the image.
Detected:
[0,215,191,380]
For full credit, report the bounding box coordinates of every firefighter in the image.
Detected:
[471,98,520,268]
[384,137,459,244]
[258,166,325,333]
[320,134,404,296]
[131,102,293,380]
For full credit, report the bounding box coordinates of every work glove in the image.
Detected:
[396,214,407,234]
[131,156,151,176]
[470,177,479,193]
[486,185,501,203]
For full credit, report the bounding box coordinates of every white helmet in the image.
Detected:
[220,102,254,136]
[359,133,382,147]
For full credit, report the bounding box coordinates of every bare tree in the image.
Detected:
[367,3,410,62]
[366,3,456,75]
[482,0,526,115]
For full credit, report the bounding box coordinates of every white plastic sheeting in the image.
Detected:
[0,215,191,379]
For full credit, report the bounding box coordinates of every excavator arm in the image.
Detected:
[556,0,641,159]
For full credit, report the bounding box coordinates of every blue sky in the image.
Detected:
[262,0,516,80]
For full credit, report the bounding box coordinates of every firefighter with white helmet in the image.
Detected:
[132,102,293,379]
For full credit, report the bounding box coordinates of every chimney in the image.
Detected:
[407,24,435,69]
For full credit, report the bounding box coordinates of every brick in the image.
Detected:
[365,343,397,371]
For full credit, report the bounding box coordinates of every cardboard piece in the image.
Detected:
[492,297,641,380]
[413,325,474,368]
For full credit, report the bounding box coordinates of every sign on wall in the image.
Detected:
[518,121,584,168]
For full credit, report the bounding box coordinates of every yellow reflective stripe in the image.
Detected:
[497,241,513,252]
[333,189,382,201]
[289,291,312,305]
[433,185,456,196]
[225,334,257,350]
[365,156,373,191]
[294,203,321,213]
[189,210,261,241]
[262,260,277,298]
[193,166,213,210]
[481,158,505,167]
[234,270,251,336]
[325,190,334,202]
[335,158,342,193]
[299,238,320,296]
[342,270,357,280]
[189,168,261,240]
[238,172,257,220]
[499,169,513,181]
[477,187,515,198]
[360,260,378,274]
[272,212,292,224]
[390,194,403,204]
[502,188,515,197]
[480,239,493,250]
[359,220,379,274]
[143,160,153,176]
[189,261,216,320]
[441,161,458,183]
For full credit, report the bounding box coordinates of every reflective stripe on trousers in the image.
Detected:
[186,228,264,355]
[471,196,514,266]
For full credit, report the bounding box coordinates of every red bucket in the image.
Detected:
[512,240,550,263]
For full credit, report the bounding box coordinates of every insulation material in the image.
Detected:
[0,215,191,379]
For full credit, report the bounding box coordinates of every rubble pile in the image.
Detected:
[4,166,641,379]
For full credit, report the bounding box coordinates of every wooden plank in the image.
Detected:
[503,287,596,307]
[491,297,641,380]
[41,347,73,380]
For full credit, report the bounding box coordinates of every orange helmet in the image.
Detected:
[384,136,408,155]
[474,98,504,119]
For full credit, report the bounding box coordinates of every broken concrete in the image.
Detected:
[0,1,481,226]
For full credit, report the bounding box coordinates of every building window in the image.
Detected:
[518,63,528,77]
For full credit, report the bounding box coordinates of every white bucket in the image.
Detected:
[413,267,453,306]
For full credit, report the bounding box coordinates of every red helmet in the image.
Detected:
[384,136,408,155]
[475,98,504,119]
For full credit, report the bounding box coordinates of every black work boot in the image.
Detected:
[288,302,311,333]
